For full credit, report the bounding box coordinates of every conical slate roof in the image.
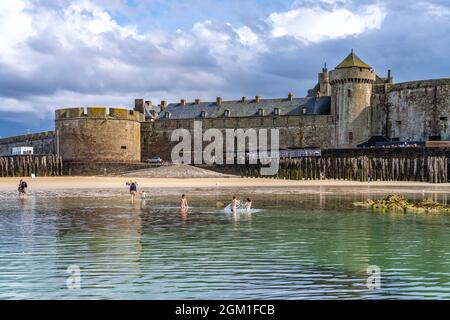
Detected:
[335,51,371,69]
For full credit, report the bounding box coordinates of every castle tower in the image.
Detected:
[318,63,331,96]
[330,51,376,148]
[55,107,144,163]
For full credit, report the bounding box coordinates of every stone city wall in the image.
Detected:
[141,115,335,161]
[371,79,450,141]
[0,131,56,156]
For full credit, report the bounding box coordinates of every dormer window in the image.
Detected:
[302,107,307,115]
[274,108,281,116]
[165,111,171,119]
[224,109,231,117]
[200,110,207,118]
[258,108,264,116]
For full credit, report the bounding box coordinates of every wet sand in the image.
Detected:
[0,176,449,197]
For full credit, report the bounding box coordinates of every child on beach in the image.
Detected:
[141,190,147,200]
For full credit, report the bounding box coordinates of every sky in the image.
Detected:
[0,0,449,137]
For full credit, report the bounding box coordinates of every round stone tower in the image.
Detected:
[330,51,376,148]
[55,107,144,163]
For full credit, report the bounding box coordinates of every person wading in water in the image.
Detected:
[129,181,138,202]
[18,179,28,198]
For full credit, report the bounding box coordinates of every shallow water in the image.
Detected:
[1,191,450,299]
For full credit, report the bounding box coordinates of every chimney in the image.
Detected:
[288,92,293,101]
[194,98,200,105]
[216,97,222,106]
[180,99,186,106]
[134,99,144,113]
[160,100,167,111]
[241,96,246,103]
[255,96,260,103]
[387,69,392,83]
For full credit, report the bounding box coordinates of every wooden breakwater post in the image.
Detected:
[239,148,449,183]
[0,155,63,177]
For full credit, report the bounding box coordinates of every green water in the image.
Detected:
[1,191,450,299]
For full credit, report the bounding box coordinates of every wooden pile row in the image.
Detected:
[241,156,449,183]
[0,155,63,177]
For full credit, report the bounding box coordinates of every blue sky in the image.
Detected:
[0,0,449,137]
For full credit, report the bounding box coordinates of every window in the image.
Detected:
[224,110,231,117]
[391,137,400,142]
[165,111,171,119]
[258,108,264,116]
[348,132,353,143]
[200,111,207,118]
[302,107,307,115]
[440,117,448,121]
[274,108,280,116]
[429,135,442,141]
[121,146,127,149]
[347,89,352,97]
[396,120,402,125]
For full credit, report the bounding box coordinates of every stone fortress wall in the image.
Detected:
[371,79,450,142]
[0,51,448,169]
[141,115,335,160]
[0,131,56,156]
[55,107,144,162]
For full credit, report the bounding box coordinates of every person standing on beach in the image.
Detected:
[18,179,28,198]
[180,194,189,211]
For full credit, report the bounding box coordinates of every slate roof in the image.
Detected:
[157,96,331,119]
[336,51,371,69]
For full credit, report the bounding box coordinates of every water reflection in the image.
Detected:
[0,191,450,299]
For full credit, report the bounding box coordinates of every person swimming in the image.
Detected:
[180,194,189,211]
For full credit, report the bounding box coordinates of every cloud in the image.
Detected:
[423,3,450,16]
[0,0,449,137]
[267,4,386,44]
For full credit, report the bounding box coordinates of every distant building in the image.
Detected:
[12,147,34,155]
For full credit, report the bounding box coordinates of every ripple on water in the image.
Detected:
[1,192,450,299]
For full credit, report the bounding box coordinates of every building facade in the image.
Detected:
[0,51,449,164]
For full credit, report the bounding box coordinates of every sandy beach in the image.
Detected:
[1,176,449,196]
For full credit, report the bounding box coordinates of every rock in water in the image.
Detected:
[354,194,450,214]
[216,201,225,208]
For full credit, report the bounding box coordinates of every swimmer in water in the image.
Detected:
[180,194,189,211]
[231,195,239,213]
[244,198,252,211]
